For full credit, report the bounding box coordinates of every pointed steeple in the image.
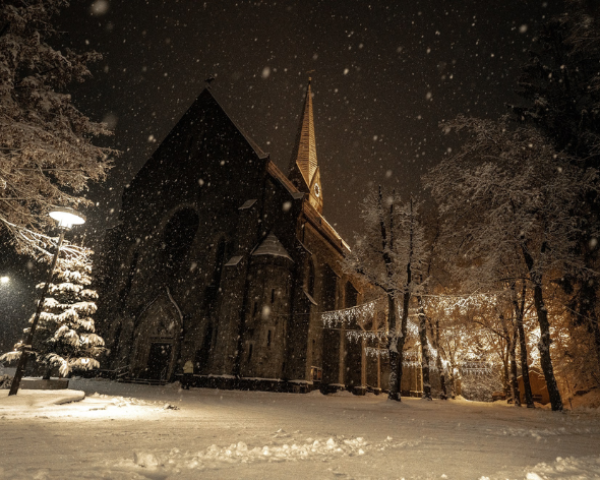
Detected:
[288,78,323,213]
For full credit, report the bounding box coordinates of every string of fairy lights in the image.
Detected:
[317,291,505,375]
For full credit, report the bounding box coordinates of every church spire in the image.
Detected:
[289,78,323,213]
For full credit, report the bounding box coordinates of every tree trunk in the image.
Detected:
[387,294,401,401]
[514,284,534,408]
[394,196,414,401]
[521,245,563,411]
[417,296,432,400]
[510,331,521,407]
[502,347,511,399]
[394,288,410,401]
[517,320,534,407]
[438,364,447,398]
[451,368,460,397]
[434,319,447,399]
[500,313,520,406]
[532,281,564,411]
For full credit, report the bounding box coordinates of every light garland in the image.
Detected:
[346,330,388,343]
[320,290,516,381]
[363,347,437,370]
[365,347,388,358]
[321,299,377,327]
[458,360,494,376]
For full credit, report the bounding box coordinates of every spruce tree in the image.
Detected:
[1,245,105,377]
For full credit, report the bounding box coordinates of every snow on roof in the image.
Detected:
[319,214,351,252]
[224,256,243,267]
[239,199,257,210]
[304,290,318,306]
[251,233,293,262]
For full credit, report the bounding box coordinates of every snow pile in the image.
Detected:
[0,389,85,408]
[569,389,600,411]
[500,427,566,439]
[525,455,600,479]
[88,393,164,408]
[119,433,418,474]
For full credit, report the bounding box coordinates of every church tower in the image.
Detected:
[288,79,324,213]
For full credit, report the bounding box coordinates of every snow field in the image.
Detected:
[1,378,599,479]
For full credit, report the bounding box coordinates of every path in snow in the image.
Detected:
[0,378,599,479]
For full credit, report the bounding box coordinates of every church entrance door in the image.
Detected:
[146,343,173,380]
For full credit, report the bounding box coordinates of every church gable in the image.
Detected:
[123,88,268,213]
[161,88,267,165]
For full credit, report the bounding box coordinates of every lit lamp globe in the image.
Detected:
[0,276,9,284]
[49,207,86,229]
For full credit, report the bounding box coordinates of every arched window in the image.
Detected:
[163,208,199,270]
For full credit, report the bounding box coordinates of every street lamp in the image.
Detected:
[48,208,86,229]
[8,207,86,396]
[1,276,9,284]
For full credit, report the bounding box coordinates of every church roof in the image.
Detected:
[265,159,349,255]
[204,87,269,160]
[288,80,318,187]
[251,233,293,262]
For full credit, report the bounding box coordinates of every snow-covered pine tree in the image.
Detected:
[0,0,112,253]
[1,244,105,377]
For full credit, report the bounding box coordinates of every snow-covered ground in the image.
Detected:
[0,388,85,408]
[1,379,599,480]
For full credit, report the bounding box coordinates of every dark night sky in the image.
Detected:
[57,0,560,243]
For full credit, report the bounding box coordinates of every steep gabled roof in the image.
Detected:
[288,80,318,188]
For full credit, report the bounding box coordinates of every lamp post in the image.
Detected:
[8,207,86,396]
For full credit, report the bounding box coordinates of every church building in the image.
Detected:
[98,80,372,393]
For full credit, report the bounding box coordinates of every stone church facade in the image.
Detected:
[97,81,381,393]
